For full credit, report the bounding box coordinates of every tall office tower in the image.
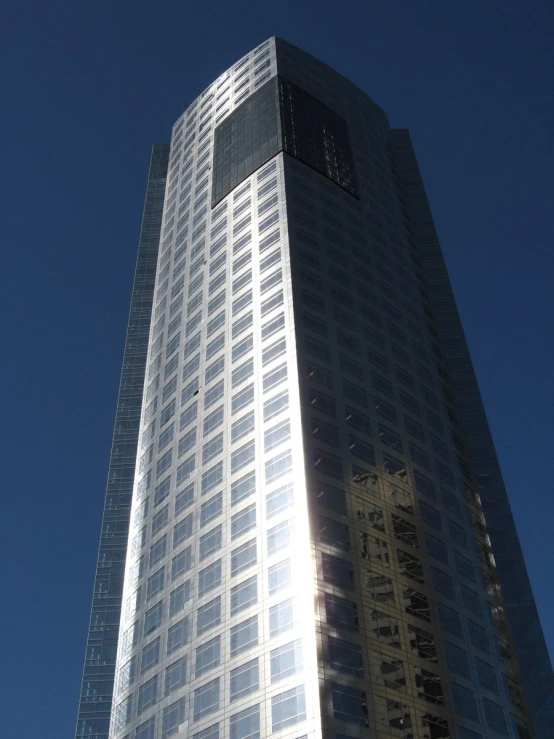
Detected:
[75,38,553,739]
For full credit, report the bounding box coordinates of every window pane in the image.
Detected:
[231,576,257,615]
[271,686,306,732]
[230,705,260,739]
[270,639,303,683]
[197,597,221,635]
[194,678,220,721]
[230,658,259,702]
[231,615,259,657]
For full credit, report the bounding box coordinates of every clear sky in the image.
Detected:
[1,1,552,737]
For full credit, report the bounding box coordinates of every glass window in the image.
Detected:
[202,462,223,495]
[348,436,375,465]
[231,538,257,576]
[199,525,223,560]
[182,354,200,382]
[232,358,254,388]
[200,493,223,527]
[232,384,254,414]
[197,596,221,635]
[451,683,479,723]
[167,617,189,655]
[312,481,347,515]
[265,450,292,484]
[263,362,287,392]
[173,513,193,548]
[475,658,499,693]
[171,547,192,581]
[169,580,191,617]
[205,357,225,384]
[156,450,173,479]
[266,482,294,518]
[430,566,456,600]
[269,598,294,637]
[144,600,163,635]
[206,333,225,359]
[271,686,306,732]
[231,411,255,443]
[322,553,355,589]
[319,516,350,551]
[230,658,259,702]
[231,504,257,539]
[195,635,221,677]
[232,335,253,362]
[483,699,506,733]
[261,290,283,317]
[149,535,167,568]
[324,593,358,632]
[152,505,169,536]
[436,603,463,638]
[460,584,481,614]
[203,433,224,464]
[159,423,175,450]
[155,476,171,507]
[268,558,291,595]
[231,615,259,657]
[231,470,256,506]
[136,717,155,739]
[232,311,253,339]
[176,454,197,485]
[147,567,165,600]
[207,310,225,335]
[468,620,489,653]
[205,380,225,409]
[231,575,257,615]
[328,637,363,676]
[331,683,368,726]
[261,311,285,339]
[175,483,194,516]
[425,532,448,562]
[263,391,289,421]
[270,639,303,682]
[141,636,161,674]
[162,698,186,739]
[267,520,292,556]
[443,642,470,679]
[160,399,177,427]
[262,336,286,365]
[178,427,196,457]
[230,704,260,739]
[180,401,197,431]
[454,551,474,581]
[163,655,187,699]
[264,420,291,451]
[198,560,222,597]
[194,724,219,739]
[138,675,158,713]
[194,678,220,721]
[231,440,256,473]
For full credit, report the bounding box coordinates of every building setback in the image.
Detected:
[75,38,553,739]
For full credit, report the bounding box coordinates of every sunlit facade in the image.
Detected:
[75,38,553,739]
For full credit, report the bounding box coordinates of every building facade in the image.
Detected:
[75,38,553,739]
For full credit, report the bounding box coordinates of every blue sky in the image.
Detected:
[0,1,552,736]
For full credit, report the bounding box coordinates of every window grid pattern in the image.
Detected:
[108,39,319,739]
[78,37,534,739]
[275,34,532,739]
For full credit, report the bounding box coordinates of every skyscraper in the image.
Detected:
[75,38,553,739]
